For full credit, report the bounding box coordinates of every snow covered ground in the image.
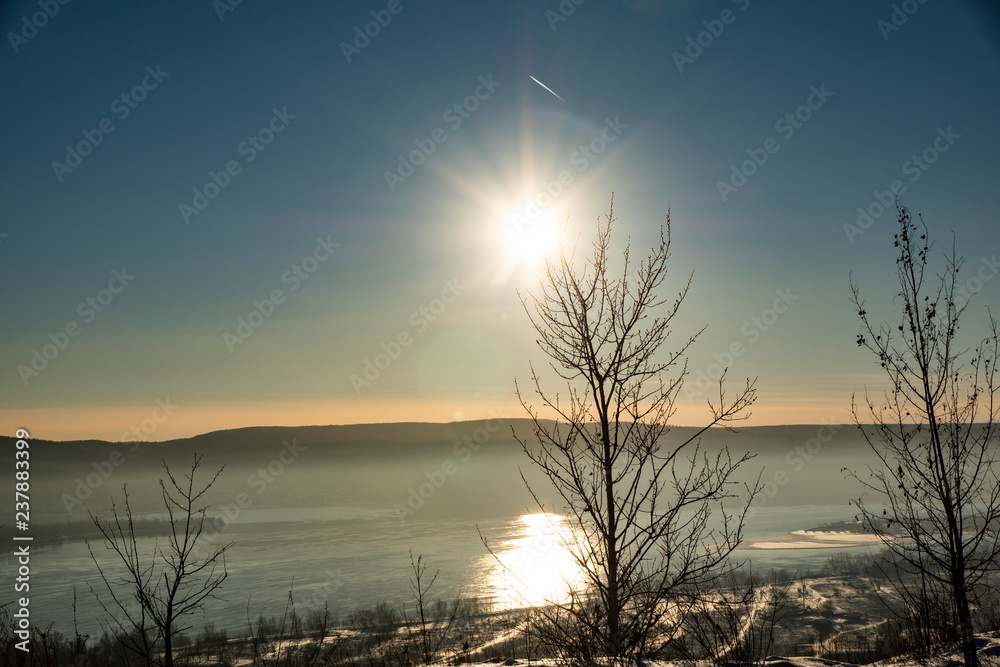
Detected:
[748,530,885,550]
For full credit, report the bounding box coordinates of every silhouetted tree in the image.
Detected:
[88,454,232,667]
[407,551,461,665]
[505,195,760,665]
[847,206,1000,667]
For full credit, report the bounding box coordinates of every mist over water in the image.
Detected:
[9,423,879,638]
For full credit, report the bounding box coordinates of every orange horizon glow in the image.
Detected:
[3,397,856,443]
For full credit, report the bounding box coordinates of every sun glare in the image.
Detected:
[487,513,586,609]
[503,203,561,267]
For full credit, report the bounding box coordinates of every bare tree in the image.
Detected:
[847,205,1000,667]
[407,551,461,665]
[504,195,760,664]
[87,454,233,667]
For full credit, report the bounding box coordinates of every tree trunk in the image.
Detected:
[164,601,174,667]
[164,629,173,667]
[953,570,979,667]
[601,413,621,659]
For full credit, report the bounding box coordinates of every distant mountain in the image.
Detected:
[2,420,863,460]
[3,421,872,519]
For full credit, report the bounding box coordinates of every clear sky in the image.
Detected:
[2,1,999,441]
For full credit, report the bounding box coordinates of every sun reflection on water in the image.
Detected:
[486,512,587,609]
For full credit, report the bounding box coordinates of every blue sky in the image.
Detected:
[2,0,999,440]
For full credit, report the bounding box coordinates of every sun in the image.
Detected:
[502,201,561,267]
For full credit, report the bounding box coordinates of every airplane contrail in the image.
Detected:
[529,75,572,108]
